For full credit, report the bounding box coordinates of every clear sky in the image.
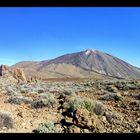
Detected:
[0,7,140,68]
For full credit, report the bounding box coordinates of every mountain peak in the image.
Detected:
[13,49,140,79]
[85,48,97,55]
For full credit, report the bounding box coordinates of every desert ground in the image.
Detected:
[0,77,140,133]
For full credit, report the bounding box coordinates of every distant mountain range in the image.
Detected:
[12,49,140,79]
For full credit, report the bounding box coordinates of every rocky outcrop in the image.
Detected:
[12,68,27,83]
[0,65,27,83]
[0,65,9,76]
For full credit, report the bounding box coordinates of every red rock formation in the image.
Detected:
[13,68,27,83]
[0,65,10,76]
[0,64,27,83]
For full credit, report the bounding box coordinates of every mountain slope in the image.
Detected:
[12,49,140,79]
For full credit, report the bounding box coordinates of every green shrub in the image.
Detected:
[6,87,20,96]
[130,100,139,106]
[66,96,99,113]
[101,92,123,101]
[67,96,84,110]
[38,93,54,99]
[31,93,55,108]
[37,88,45,93]
[34,121,60,133]
[106,85,117,93]
[83,98,95,112]
[7,96,32,105]
[20,87,29,93]
[131,93,140,100]
[63,91,73,96]
[122,85,129,91]
[115,81,124,89]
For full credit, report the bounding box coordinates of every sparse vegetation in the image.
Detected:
[66,95,105,115]
[37,88,45,93]
[34,121,55,133]
[129,93,140,100]
[115,81,124,89]
[63,91,74,96]
[105,112,122,123]
[0,111,14,129]
[130,100,139,106]
[0,77,140,133]
[7,95,32,105]
[101,92,124,101]
[6,86,20,96]
[31,93,56,108]
[83,98,95,113]
[20,87,29,93]
[94,101,105,115]
[66,96,84,110]
[34,121,62,133]
[106,85,118,93]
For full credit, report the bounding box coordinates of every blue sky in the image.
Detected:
[0,7,140,67]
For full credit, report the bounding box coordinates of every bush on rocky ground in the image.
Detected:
[125,84,137,90]
[7,95,32,105]
[122,85,129,91]
[135,94,140,100]
[0,111,14,129]
[63,91,74,96]
[66,96,105,115]
[130,93,140,100]
[20,87,29,93]
[105,85,118,93]
[34,121,55,133]
[83,98,95,113]
[5,86,20,96]
[129,100,139,106]
[37,88,45,93]
[31,93,56,108]
[101,92,124,101]
[94,101,105,115]
[105,111,122,123]
[114,81,139,91]
[115,81,124,89]
[66,96,84,111]
[33,121,62,133]
[38,92,54,99]
[28,91,38,95]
